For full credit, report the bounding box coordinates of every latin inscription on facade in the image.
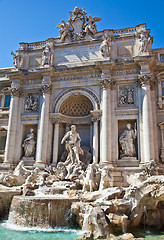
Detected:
[54,44,101,64]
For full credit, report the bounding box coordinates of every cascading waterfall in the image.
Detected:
[7,195,78,228]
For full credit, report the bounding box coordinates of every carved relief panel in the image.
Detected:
[118,85,135,107]
[24,93,40,113]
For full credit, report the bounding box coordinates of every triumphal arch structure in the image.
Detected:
[0,7,164,186]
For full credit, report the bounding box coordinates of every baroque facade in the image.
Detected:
[0,7,164,186]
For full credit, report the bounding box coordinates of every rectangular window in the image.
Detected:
[160,54,164,62]
[4,94,11,108]
[0,136,6,150]
[162,82,164,96]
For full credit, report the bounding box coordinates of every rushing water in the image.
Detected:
[0,221,83,240]
[1,221,164,240]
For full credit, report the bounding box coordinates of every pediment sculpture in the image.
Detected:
[56,6,101,42]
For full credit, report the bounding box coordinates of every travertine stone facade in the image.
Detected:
[0,7,164,184]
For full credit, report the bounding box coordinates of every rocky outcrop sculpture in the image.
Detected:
[0,161,30,187]
[82,163,100,192]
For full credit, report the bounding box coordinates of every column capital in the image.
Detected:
[41,84,52,94]
[91,117,100,123]
[52,118,60,124]
[10,87,21,97]
[100,79,115,90]
[138,74,152,87]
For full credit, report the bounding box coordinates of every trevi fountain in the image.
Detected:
[0,6,164,240]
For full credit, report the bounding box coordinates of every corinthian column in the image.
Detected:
[4,87,21,166]
[100,75,113,165]
[92,118,99,164]
[138,74,154,163]
[35,83,51,166]
[51,118,60,166]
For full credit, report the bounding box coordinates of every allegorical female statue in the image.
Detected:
[22,128,36,157]
[119,123,137,158]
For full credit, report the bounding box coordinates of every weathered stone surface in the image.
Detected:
[8,196,78,228]
[0,186,21,220]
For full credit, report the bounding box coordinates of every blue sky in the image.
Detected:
[0,0,163,68]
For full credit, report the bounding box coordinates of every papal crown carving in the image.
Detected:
[56,6,101,42]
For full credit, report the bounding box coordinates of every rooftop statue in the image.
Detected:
[139,32,151,54]
[56,19,73,43]
[56,7,101,42]
[100,34,111,58]
[84,14,101,37]
[41,43,52,66]
[11,51,23,69]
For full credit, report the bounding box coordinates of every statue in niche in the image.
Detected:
[100,34,111,58]
[25,95,38,112]
[61,125,83,164]
[22,128,36,157]
[41,43,52,66]
[139,32,151,54]
[119,123,137,158]
[84,14,101,37]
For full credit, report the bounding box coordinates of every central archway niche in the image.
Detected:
[54,88,100,164]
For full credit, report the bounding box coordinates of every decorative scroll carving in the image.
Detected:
[25,94,39,112]
[10,87,21,97]
[41,84,51,94]
[56,7,101,42]
[100,34,111,58]
[118,87,135,106]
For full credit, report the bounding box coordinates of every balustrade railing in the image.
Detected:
[112,23,146,37]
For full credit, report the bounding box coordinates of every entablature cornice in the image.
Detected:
[21,114,39,122]
[115,108,139,116]
[50,112,94,124]
[52,68,102,82]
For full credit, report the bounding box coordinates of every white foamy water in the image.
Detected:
[2,221,84,234]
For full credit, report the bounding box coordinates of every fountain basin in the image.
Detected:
[8,195,79,228]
